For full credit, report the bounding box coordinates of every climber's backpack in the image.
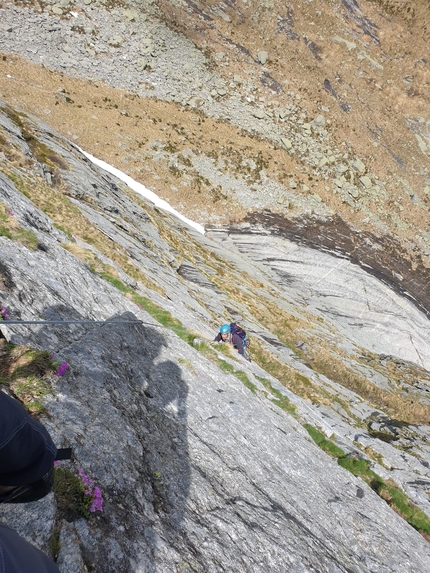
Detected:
[230,323,249,347]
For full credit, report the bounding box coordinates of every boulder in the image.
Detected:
[253,109,266,119]
[313,115,326,126]
[281,137,292,150]
[351,158,366,173]
[359,176,372,189]
[256,51,268,65]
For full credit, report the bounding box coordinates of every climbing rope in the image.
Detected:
[0,319,164,327]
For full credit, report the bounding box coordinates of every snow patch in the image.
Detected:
[78,148,205,235]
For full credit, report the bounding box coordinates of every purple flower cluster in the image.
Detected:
[1,308,8,321]
[78,469,103,513]
[8,208,14,217]
[55,361,68,377]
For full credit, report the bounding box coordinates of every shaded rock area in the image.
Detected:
[1,105,430,571]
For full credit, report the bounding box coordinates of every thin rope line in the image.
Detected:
[0,319,164,327]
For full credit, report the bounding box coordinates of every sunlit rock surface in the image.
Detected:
[209,227,430,370]
[1,105,430,571]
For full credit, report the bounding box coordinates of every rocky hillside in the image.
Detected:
[1,0,430,571]
[1,0,429,235]
[1,97,430,571]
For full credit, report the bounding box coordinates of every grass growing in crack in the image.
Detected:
[95,270,195,344]
[53,223,73,240]
[255,375,296,416]
[251,339,329,406]
[1,154,164,296]
[0,340,56,415]
[0,201,40,250]
[177,358,198,375]
[195,341,257,392]
[94,270,259,392]
[2,104,68,174]
[53,468,93,521]
[216,355,256,392]
[312,349,430,425]
[49,529,61,561]
[304,424,345,457]
[304,423,430,537]
[132,292,195,345]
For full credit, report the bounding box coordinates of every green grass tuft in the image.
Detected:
[255,375,296,415]
[53,468,93,520]
[0,343,55,415]
[0,206,40,250]
[305,423,430,536]
[304,424,345,457]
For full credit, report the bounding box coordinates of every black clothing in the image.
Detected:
[213,332,245,355]
[0,392,57,486]
[0,524,60,573]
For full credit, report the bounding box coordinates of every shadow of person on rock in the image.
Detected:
[28,308,191,572]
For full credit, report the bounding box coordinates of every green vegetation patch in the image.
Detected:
[304,423,430,537]
[53,468,93,520]
[303,424,345,458]
[214,355,257,393]
[96,270,259,393]
[255,375,296,416]
[0,340,56,415]
[96,270,195,345]
[2,105,68,175]
[0,202,39,250]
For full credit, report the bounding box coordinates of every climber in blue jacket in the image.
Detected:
[214,323,246,356]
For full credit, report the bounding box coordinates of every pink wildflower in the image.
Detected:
[55,361,68,377]
[78,469,104,514]
[90,487,103,513]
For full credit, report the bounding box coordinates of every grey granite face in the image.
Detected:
[1,105,430,572]
[211,228,430,370]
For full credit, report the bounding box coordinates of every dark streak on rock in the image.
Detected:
[259,71,283,94]
[341,0,380,45]
[340,101,351,113]
[183,0,213,21]
[177,261,222,293]
[324,79,338,98]
[303,37,322,61]
[367,126,404,169]
[380,143,404,169]
[236,212,430,320]
[221,36,254,62]
[259,334,288,349]
[277,19,299,41]
[323,80,351,113]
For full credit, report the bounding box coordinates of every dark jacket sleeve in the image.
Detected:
[214,333,222,342]
[231,334,245,355]
[0,392,57,486]
[0,525,60,573]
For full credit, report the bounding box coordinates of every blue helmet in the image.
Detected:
[220,324,230,334]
